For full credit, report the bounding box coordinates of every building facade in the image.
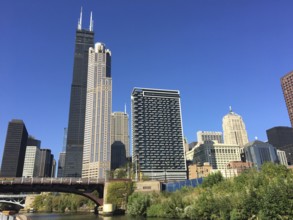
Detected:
[197,131,223,143]
[39,149,53,177]
[243,140,278,170]
[281,70,293,127]
[82,42,112,179]
[266,126,293,165]
[188,162,212,179]
[64,11,95,177]
[111,112,130,157]
[277,150,288,166]
[23,137,41,177]
[193,141,242,170]
[1,120,28,177]
[131,88,187,181]
[222,107,249,146]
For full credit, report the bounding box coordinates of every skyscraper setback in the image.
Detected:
[281,70,293,127]
[63,10,94,177]
[82,42,112,179]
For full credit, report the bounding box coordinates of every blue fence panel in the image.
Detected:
[163,177,203,192]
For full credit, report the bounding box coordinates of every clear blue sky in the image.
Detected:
[0,0,292,163]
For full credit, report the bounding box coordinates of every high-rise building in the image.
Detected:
[1,119,28,177]
[23,136,41,177]
[222,107,249,146]
[243,140,278,170]
[82,42,112,179]
[131,88,187,181]
[39,149,53,177]
[266,126,293,165]
[64,10,95,177]
[197,131,223,143]
[57,152,66,177]
[281,70,293,126]
[193,141,242,170]
[111,112,130,157]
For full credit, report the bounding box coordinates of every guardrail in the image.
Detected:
[0,177,105,185]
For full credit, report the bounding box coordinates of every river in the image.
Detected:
[26,213,171,220]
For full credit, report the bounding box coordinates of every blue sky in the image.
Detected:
[0,0,292,163]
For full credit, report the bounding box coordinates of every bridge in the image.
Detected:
[0,177,105,207]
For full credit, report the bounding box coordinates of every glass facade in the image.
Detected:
[131,88,187,181]
[64,28,94,177]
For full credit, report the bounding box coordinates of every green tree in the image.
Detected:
[127,192,150,216]
[202,171,224,188]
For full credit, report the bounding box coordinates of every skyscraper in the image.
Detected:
[82,42,112,179]
[222,107,249,146]
[111,112,130,157]
[281,70,293,127]
[64,10,95,177]
[131,88,187,181]
[39,149,53,177]
[1,119,28,177]
[266,126,293,165]
[23,136,41,177]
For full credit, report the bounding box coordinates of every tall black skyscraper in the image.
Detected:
[1,119,28,177]
[63,9,95,177]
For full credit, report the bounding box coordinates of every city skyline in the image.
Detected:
[0,1,292,163]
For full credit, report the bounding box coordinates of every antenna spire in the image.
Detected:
[89,11,94,31]
[78,7,83,30]
[229,106,232,112]
[124,103,127,114]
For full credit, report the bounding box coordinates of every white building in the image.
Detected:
[277,150,288,166]
[23,145,40,177]
[193,141,242,170]
[222,107,249,146]
[82,42,112,179]
[197,131,223,143]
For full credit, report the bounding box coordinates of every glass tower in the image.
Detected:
[63,11,94,177]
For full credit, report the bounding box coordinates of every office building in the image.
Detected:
[111,141,126,170]
[193,141,242,170]
[281,70,293,126]
[64,10,95,177]
[222,107,249,146]
[277,150,288,166]
[57,152,66,177]
[243,140,278,170]
[111,111,130,157]
[131,88,187,181]
[23,137,41,177]
[39,149,53,177]
[197,131,223,143]
[1,120,28,177]
[266,126,293,165]
[188,162,212,179]
[82,42,112,179]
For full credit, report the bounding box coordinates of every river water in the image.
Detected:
[26,213,169,220]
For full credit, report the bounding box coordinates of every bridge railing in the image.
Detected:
[0,177,105,185]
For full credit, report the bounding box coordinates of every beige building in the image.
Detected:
[188,162,212,179]
[197,131,223,143]
[193,141,242,170]
[83,42,112,179]
[222,107,249,146]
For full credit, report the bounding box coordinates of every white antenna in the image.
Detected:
[229,106,232,112]
[89,11,94,31]
[124,103,127,114]
[78,7,83,30]
[255,136,258,140]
